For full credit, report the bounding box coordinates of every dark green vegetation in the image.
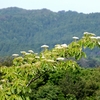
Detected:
[0,7,100,57]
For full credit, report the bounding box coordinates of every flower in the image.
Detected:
[25,53,31,55]
[55,46,63,49]
[84,32,89,35]
[41,56,45,59]
[55,44,63,49]
[20,51,26,54]
[28,50,34,53]
[41,45,49,48]
[12,54,19,57]
[1,79,6,82]
[15,57,23,61]
[61,44,68,48]
[56,57,66,61]
[83,32,95,36]
[90,36,97,39]
[72,36,79,40]
[35,56,40,59]
[90,36,100,40]
[96,36,100,39]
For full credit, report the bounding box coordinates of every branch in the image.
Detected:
[26,73,41,87]
[26,70,49,87]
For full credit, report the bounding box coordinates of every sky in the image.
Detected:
[0,0,100,13]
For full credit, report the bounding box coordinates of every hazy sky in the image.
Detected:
[0,0,100,13]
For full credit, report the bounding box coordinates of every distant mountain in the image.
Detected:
[0,7,100,56]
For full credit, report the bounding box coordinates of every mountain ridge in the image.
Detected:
[0,7,100,56]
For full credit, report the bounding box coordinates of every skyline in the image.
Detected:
[0,0,100,14]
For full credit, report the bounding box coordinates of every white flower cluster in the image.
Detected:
[41,45,49,48]
[55,44,68,49]
[12,54,19,57]
[20,50,34,55]
[20,51,26,54]
[12,50,34,57]
[90,36,100,39]
[72,36,79,40]
[28,50,34,53]
[56,57,66,61]
[83,32,95,36]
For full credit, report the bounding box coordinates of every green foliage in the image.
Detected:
[30,84,65,100]
[0,32,100,99]
[59,68,100,100]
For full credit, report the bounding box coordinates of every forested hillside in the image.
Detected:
[0,7,100,56]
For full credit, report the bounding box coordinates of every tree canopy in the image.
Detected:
[0,32,100,100]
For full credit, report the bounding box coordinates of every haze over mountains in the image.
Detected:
[0,7,100,56]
